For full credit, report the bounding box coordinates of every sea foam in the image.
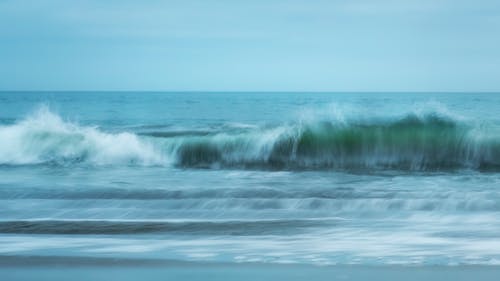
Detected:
[0,107,165,166]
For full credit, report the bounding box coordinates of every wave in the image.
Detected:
[1,107,500,171]
[0,186,393,200]
[0,107,165,166]
[165,114,500,171]
[0,219,327,235]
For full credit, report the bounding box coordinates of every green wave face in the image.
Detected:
[171,114,500,171]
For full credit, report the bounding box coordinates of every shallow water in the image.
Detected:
[1,92,500,266]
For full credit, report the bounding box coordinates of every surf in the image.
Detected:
[1,107,499,171]
[0,107,165,166]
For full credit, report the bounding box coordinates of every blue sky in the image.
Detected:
[1,0,499,91]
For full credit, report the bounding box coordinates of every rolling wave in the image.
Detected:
[1,107,499,171]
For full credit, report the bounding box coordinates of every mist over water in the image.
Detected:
[1,92,500,266]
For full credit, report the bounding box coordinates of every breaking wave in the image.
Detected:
[0,107,164,166]
[1,107,500,171]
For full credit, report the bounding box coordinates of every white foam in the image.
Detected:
[0,107,166,166]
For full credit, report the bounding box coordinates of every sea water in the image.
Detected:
[1,92,500,266]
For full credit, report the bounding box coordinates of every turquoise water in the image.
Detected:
[1,92,500,266]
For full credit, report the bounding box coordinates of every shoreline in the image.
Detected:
[1,255,500,281]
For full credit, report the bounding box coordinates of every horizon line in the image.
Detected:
[1,90,500,94]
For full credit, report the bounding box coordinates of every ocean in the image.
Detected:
[1,92,500,279]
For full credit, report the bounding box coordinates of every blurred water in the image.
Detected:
[1,92,500,265]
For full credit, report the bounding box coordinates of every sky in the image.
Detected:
[0,0,499,92]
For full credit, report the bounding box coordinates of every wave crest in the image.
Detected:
[166,113,500,171]
[0,107,164,166]
[1,108,499,171]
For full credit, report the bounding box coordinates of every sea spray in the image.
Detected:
[0,107,165,166]
[1,106,499,171]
